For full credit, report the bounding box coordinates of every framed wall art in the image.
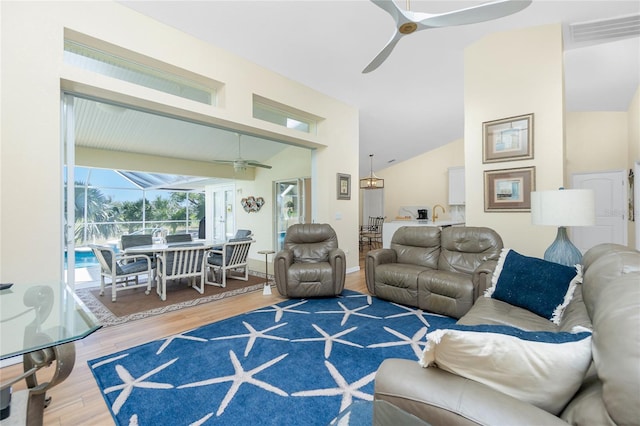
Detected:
[484,167,535,212]
[483,113,533,163]
[337,173,351,200]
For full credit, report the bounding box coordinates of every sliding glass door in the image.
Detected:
[210,185,235,242]
[274,178,311,251]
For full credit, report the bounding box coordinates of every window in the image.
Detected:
[253,95,318,134]
[64,39,217,105]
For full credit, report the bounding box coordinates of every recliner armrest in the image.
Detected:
[329,248,346,292]
[472,259,498,299]
[328,248,346,266]
[365,249,397,294]
[375,359,567,426]
[367,248,397,266]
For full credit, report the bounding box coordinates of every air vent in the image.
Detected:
[569,14,640,44]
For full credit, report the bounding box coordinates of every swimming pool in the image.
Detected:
[64,248,100,268]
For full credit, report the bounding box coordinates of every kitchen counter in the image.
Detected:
[382,220,465,248]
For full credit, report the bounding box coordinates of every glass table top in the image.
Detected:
[0,283,101,360]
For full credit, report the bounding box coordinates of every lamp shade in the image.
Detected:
[531,189,595,227]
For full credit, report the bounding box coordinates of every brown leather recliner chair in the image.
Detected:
[274,223,346,297]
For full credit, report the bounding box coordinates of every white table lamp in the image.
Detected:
[531,188,595,266]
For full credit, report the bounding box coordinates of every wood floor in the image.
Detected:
[0,254,370,425]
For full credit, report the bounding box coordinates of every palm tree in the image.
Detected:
[70,181,119,244]
[116,199,150,234]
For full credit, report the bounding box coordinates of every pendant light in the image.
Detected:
[360,154,384,189]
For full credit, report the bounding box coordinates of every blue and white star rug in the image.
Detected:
[88,290,456,425]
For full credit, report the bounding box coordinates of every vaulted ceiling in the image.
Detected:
[113,1,639,176]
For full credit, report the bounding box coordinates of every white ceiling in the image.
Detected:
[115,0,639,176]
[75,97,288,166]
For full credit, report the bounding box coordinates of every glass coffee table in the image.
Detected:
[1,283,101,425]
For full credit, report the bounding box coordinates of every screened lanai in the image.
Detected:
[68,167,206,251]
[61,38,315,286]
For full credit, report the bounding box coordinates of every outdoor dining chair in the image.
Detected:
[166,233,193,243]
[120,234,155,265]
[90,244,154,302]
[205,238,254,288]
[155,245,210,301]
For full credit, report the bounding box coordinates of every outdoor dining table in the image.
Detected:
[123,240,219,255]
[124,241,219,301]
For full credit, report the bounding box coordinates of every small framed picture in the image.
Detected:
[337,173,351,200]
[483,113,534,163]
[484,167,535,212]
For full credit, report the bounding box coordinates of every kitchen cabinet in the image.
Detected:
[448,166,465,205]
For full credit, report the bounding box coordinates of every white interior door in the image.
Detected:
[571,170,627,252]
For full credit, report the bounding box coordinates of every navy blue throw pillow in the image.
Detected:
[485,249,581,324]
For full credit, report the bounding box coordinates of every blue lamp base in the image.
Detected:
[543,226,583,267]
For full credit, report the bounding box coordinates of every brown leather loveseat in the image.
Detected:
[365,226,503,319]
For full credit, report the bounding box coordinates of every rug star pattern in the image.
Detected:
[89,290,457,425]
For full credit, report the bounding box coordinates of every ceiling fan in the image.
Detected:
[213,134,272,172]
[363,0,533,73]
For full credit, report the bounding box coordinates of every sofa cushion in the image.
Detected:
[419,324,592,415]
[373,263,427,307]
[438,226,503,274]
[485,249,581,324]
[417,269,474,319]
[390,226,441,268]
[458,297,561,331]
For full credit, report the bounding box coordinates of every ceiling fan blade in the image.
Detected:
[370,0,404,24]
[245,160,271,169]
[248,161,272,169]
[362,31,403,73]
[418,0,532,28]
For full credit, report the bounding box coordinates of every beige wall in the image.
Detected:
[377,139,464,221]
[464,24,565,257]
[0,1,359,284]
[628,87,640,248]
[565,112,628,176]
[630,88,640,165]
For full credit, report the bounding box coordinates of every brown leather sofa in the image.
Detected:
[373,243,640,425]
[274,223,346,297]
[365,226,503,318]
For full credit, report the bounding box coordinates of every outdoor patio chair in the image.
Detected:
[166,233,193,243]
[205,238,255,287]
[121,234,153,250]
[90,244,154,302]
[155,245,210,301]
[120,234,155,266]
[211,229,252,251]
